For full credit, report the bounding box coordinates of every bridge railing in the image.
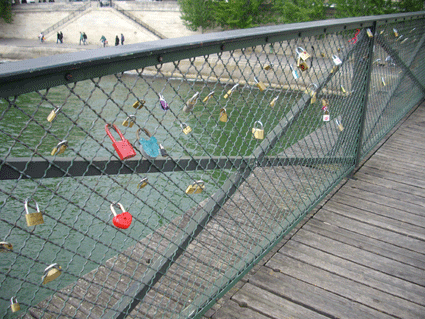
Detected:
[0,11,424,319]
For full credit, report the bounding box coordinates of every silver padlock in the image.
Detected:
[306,83,318,104]
[252,121,264,140]
[0,241,13,253]
[332,55,342,66]
[24,198,44,227]
[42,263,62,285]
[290,65,299,80]
[183,92,199,113]
[10,297,20,313]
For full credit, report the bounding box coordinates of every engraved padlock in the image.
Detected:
[202,91,215,103]
[47,106,62,122]
[252,121,264,140]
[132,99,145,110]
[306,83,318,104]
[263,63,273,70]
[180,123,192,135]
[297,57,308,72]
[332,55,342,66]
[224,83,239,99]
[254,77,266,92]
[296,47,310,61]
[270,96,278,108]
[323,109,330,122]
[159,93,169,111]
[51,140,68,156]
[110,202,132,229]
[0,242,13,253]
[183,92,199,113]
[335,119,344,132]
[137,177,148,189]
[219,108,228,122]
[122,115,136,128]
[366,28,374,38]
[105,124,137,160]
[185,180,205,194]
[42,263,62,285]
[10,297,20,313]
[290,65,299,79]
[24,198,44,227]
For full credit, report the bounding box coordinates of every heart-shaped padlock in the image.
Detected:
[110,202,132,229]
[137,128,160,160]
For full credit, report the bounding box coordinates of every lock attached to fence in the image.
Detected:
[137,128,160,160]
[105,124,136,160]
[122,115,136,128]
[393,28,398,37]
[24,198,44,227]
[366,28,374,38]
[323,108,330,122]
[159,93,169,111]
[340,85,346,94]
[296,47,310,61]
[306,83,318,104]
[42,263,62,285]
[332,55,342,66]
[110,202,132,229]
[263,63,273,70]
[297,57,309,72]
[270,96,278,108]
[254,77,266,92]
[180,123,192,135]
[219,108,228,122]
[185,180,205,194]
[335,119,344,131]
[0,242,13,253]
[224,83,239,99]
[132,99,146,110]
[381,77,386,86]
[252,121,265,140]
[289,65,299,80]
[183,92,199,113]
[138,177,148,189]
[10,297,20,313]
[159,143,169,157]
[51,140,68,156]
[47,106,62,122]
[202,91,215,103]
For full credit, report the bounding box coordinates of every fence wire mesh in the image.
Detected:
[1,12,424,319]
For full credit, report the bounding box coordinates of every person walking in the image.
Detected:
[120,33,125,45]
[79,32,84,45]
[115,35,119,46]
[59,31,63,44]
[83,32,87,45]
[39,32,44,43]
[57,32,60,44]
[100,35,107,47]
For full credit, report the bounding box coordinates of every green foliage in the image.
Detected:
[333,0,424,18]
[178,0,215,32]
[272,0,326,24]
[0,0,13,23]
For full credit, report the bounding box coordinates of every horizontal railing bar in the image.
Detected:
[0,12,423,98]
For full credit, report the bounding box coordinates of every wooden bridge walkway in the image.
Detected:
[209,103,425,318]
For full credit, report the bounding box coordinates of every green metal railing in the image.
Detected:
[1,11,424,319]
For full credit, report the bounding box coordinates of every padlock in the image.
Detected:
[185,180,205,194]
[393,28,398,37]
[254,77,266,92]
[122,115,136,128]
[224,83,239,99]
[42,263,62,285]
[263,63,273,70]
[47,106,62,122]
[340,85,346,94]
[381,77,386,86]
[180,123,192,135]
[321,99,329,109]
[252,121,264,140]
[110,202,132,229]
[321,52,326,57]
[331,66,339,73]
[24,198,44,227]
[158,93,169,111]
[270,97,278,108]
[0,242,13,253]
[400,37,408,44]
[219,108,228,122]
[332,55,342,66]
[297,57,309,72]
[51,140,68,156]
[137,177,148,189]
[396,34,404,42]
[159,143,169,157]
[136,128,160,160]
[202,91,215,103]
[306,83,318,104]
[183,92,199,113]
[323,109,330,122]
[335,119,344,132]
[10,297,20,313]
[296,47,310,61]
[105,124,136,160]
[366,28,374,38]
[290,65,299,80]
[132,99,145,110]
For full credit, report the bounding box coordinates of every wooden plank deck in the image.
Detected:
[211,103,425,319]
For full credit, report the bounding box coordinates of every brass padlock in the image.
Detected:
[340,85,346,94]
[202,91,215,103]
[254,77,266,92]
[47,107,61,122]
[270,96,278,108]
[297,57,308,72]
[381,77,386,86]
[219,108,228,122]
[0,241,13,253]
[180,123,192,135]
[335,119,344,132]
[132,99,145,109]
[42,263,62,285]
[183,92,199,113]
[321,99,329,109]
[366,28,374,38]
[122,115,136,128]
[10,297,20,313]
[296,47,310,61]
[137,177,148,189]
[24,198,44,227]
[185,180,205,194]
[305,83,318,104]
[393,28,398,37]
[224,83,239,99]
[252,120,264,140]
[263,63,273,71]
[51,140,68,156]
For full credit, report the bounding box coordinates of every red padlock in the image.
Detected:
[105,124,136,160]
[110,202,132,229]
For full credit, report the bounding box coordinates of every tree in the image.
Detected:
[333,0,424,18]
[272,0,326,24]
[178,0,216,32]
[0,0,13,23]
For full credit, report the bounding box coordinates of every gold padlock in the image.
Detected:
[252,120,264,140]
[224,83,239,99]
[180,123,192,135]
[0,242,13,253]
[10,297,20,313]
[393,28,398,37]
[381,77,386,86]
[132,99,145,109]
[47,107,61,122]
[202,91,215,103]
[137,177,148,189]
[366,28,374,38]
[185,180,205,194]
[270,97,278,108]
[51,140,68,156]
[24,198,44,227]
[254,76,266,92]
[183,92,199,113]
[297,57,308,72]
[340,85,346,94]
[321,99,329,108]
[219,108,228,122]
[335,119,344,132]
[296,47,310,61]
[263,63,273,70]
[122,115,136,128]
[305,83,318,104]
[42,263,62,285]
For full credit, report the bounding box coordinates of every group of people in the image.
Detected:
[56,31,64,44]
[100,34,125,47]
[37,31,126,47]
[79,32,88,45]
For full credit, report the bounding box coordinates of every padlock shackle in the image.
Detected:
[189,92,199,101]
[44,263,60,273]
[295,47,306,55]
[11,297,18,304]
[136,128,152,140]
[180,123,188,129]
[105,124,126,143]
[125,115,136,122]
[191,180,204,187]
[309,83,318,90]
[51,140,68,155]
[24,198,40,214]
[110,202,126,217]
[254,120,264,130]
[230,83,239,92]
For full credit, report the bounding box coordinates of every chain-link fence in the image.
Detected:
[1,11,424,319]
